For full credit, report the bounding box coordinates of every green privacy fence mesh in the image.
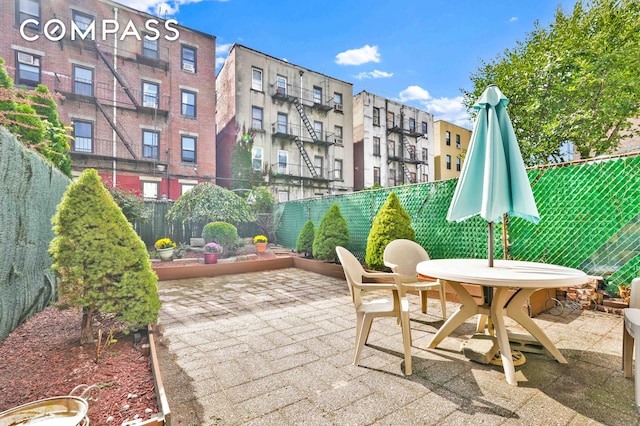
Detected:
[0,128,70,342]
[275,154,640,294]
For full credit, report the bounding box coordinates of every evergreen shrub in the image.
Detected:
[313,204,349,261]
[202,221,240,255]
[296,220,315,257]
[365,191,415,271]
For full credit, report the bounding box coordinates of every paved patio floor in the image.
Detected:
[157,268,638,425]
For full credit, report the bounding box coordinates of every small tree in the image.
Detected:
[296,220,315,257]
[365,192,415,271]
[313,204,349,261]
[49,169,160,344]
[202,221,240,256]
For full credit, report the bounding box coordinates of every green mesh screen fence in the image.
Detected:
[275,154,640,294]
[0,128,71,342]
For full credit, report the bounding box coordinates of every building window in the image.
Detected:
[181,45,196,72]
[313,121,323,140]
[251,106,263,130]
[142,36,159,59]
[409,118,416,133]
[278,191,289,203]
[422,121,428,135]
[15,51,40,87]
[389,169,396,186]
[72,120,92,153]
[334,125,343,144]
[17,0,40,31]
[251,68,263,91]
[142,130,159,159]
[73,66,93,96]
[181,90,196,117]
[373,137,381,156]
[181,184,194,195]
[446,154,451,170]
[422,174,428,183]
[142,181,158,199]
[314,155,323,177]
[72,9,93,32]
[387,111,395,128]
[422,148,428,163]
[446,131,451,146]
[373,167,380,186]
[456,157,461,171]
[334,92,343,111]
[181,136,196,163]
[388,140,395,158]
[313,86,322,104]
[410,172,417,183]
[373,107,380,126]
[456,134,461,148]
[276,75,287,95]
[277,150,288,174]
[142,81,159,108]
[408,145,417,161]
[277,113,287,134]
[252,147,263,171]
[334,159,343,180]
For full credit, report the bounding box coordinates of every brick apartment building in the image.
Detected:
[353,91,435,190]
[1,0,217,200]
[216,44,354,201]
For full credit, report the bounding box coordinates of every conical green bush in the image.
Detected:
[313,204,349,261]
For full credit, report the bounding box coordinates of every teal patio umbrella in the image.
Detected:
[447,84,539,267]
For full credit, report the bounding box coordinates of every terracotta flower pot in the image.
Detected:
[204,253,218,264]
[255,242,267,253]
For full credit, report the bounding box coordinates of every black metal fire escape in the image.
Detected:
[291,97,319,178]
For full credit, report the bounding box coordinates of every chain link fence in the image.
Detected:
[275,153,640,294]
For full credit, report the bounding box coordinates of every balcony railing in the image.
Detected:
[271,122,335,145]
[271,82,334,111]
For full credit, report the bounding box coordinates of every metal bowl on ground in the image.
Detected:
[0,396,88,425]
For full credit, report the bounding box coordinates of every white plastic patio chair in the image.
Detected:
[383,239,447,320]
[335,246,412,375]
[623,277,640,412]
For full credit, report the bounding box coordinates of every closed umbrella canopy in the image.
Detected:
[447,84,539,265]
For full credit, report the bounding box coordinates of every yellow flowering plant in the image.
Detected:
[253,235,268,244]
[155,238,176,249]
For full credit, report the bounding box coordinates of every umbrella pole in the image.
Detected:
[485,222,495,306]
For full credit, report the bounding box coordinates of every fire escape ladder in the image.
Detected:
[293,137,318,178]
[94,42,140,108]
[95,102,138,159]
[292,97,320,143]
[401,135,413,183]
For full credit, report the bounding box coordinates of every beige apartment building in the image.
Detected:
[353,91,434,190]
[1,0,217,200]
[433,120,471,180]
[216,44,354,201]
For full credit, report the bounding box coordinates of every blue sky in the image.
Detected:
[119,0,579,128]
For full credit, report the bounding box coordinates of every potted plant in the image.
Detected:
[253,235,268,253]
[155,238,176,261]
[204,242,222,264]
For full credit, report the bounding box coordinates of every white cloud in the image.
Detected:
[354,70,393,79]
[216,56,226,69]
[115,0,228,16]
[509,16,518,22]
[399,85,431,101]
[397,85,472,128]
[217,43,232,55]
[335,45,380,66]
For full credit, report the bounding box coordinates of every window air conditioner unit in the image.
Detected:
[334,137,343,145]
[334,103,343,112]
[183,63,195,73]
[18,52,34,65]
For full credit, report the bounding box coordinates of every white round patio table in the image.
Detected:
[416,258,588,385]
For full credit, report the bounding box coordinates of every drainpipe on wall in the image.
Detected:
[111,7,118,187]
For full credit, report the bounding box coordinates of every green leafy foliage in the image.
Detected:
[0,58,72,177]
[365,192,416,271]
[230,129,266,190]
[463,0,640,164]
[49,169,160,344]
[166,182,254,226]
[202,221,240,256]
[108,185,149,224]
[312,204,349,261]
[296,220,315,257]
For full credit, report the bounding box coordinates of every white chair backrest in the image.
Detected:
[336,246,366,306]
[383,239,430,277]
[630,278,640,309]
